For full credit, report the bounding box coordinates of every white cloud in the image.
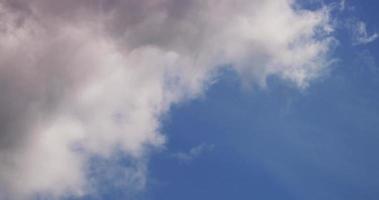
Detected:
[172,143,215,164]
[351,20,378,45]
[0,0,334,199]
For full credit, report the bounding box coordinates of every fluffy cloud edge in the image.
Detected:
[0,0,335,199]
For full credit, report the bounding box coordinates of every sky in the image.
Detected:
[0,0,378,200]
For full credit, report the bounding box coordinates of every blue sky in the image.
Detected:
[1,0,379,200]
[146,1,379,200]
[75,48,379,200]
[71,1,379,199]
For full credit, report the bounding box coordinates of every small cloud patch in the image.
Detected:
[351,20,378,45]
[172,143,215,164]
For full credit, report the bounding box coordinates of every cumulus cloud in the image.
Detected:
[0,0,334,199]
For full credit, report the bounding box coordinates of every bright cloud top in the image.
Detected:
[0,0,333,199]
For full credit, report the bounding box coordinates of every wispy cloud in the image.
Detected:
[351,20,378,45]
[339,0,346,11]
[172,143,215,164]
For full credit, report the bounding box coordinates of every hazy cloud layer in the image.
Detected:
[0,0,334,199]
